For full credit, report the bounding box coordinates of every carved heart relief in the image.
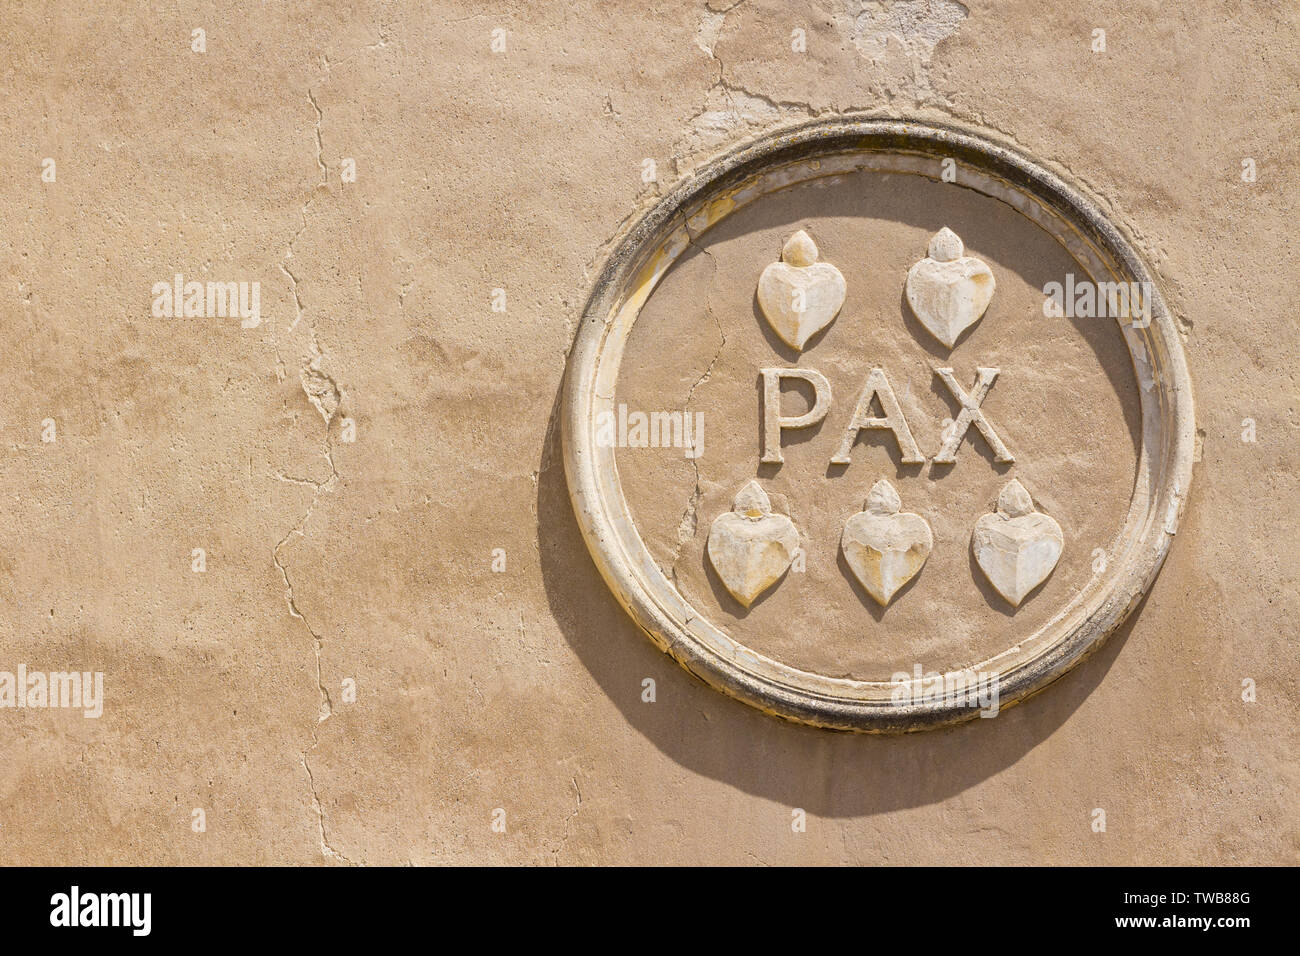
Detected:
[841,479,933,606]
[757,230,847,351]
[707,480,799,607]
[972,479,1063,607]
[906,227,996,349]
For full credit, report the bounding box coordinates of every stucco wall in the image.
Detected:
[0,0,1294,864]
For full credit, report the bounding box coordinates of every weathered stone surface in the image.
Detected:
[841,479,933,606]
[0,0,1293,868]
[757,230,847,350]
[906,227,996,349]
[706,480,799,607]
[972,479,1064,607]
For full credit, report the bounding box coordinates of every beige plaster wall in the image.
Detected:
[0,0,1294,864]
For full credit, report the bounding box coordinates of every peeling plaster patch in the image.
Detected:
[695,9,726,56]
[842,0,969,103]
[678,0,970,169]
[681,86,784,155]
[677,83,824,169]
[850,0,969,58]
[679,1,812,166]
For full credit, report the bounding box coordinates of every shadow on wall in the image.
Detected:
[536,387,1149,818]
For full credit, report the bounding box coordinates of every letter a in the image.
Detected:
[830,367,923,464]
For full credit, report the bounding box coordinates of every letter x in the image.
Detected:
[932,367,1014,464]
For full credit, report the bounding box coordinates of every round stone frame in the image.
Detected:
[562,117,1194,733]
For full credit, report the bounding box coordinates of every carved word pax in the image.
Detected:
[760,365,1014,466]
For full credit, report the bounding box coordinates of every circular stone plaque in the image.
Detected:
[562,117,1194,732]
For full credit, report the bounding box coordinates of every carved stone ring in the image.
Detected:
[561,117,1194,732]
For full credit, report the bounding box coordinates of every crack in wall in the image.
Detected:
[272,383,346,863]
[308,88,328,180]
[282,89,328,339]
[273,472,350,864]
[670,231,725,584]
[272,82,354,864]
[551,774,585,864]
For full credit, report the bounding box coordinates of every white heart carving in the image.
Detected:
[757,230,847,351]
[707,480,799,607]
[906,227,996,349]
[972,479,1063,607]
[841,479,933,606]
